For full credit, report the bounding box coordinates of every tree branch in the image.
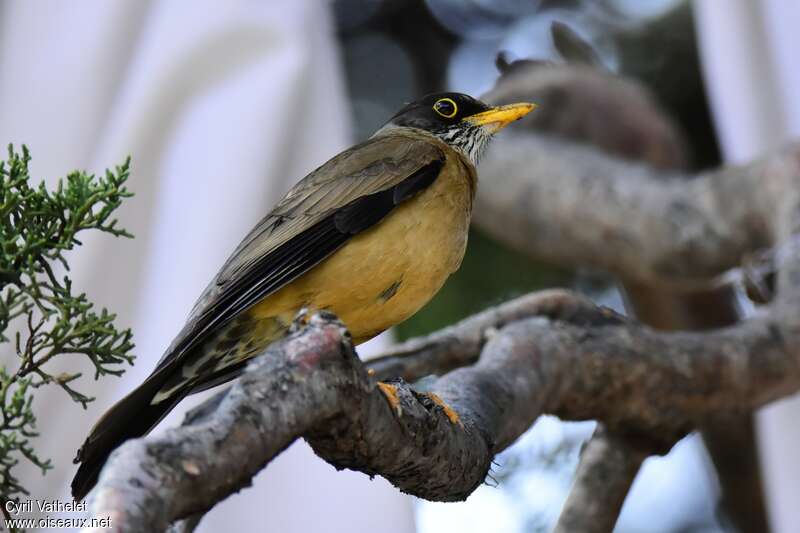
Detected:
[85,282,800,531]
[474,133,792,287]
[553,426,648,533]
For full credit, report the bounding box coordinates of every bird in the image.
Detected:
[71,92,535,500]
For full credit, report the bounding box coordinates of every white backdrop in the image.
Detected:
[694,1,800,531]
[0,1,415,531]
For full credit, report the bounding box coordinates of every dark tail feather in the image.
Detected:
[71,369,184,501]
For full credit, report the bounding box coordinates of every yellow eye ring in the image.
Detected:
[433,97,458,118]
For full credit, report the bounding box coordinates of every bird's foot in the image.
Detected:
[377,382,462,427]
[289,307,312,333]
[291,307,344,333]
[420,392,462,426]
[377,382,403,417]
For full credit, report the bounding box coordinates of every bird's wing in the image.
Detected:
[72,133,448,495]
[155,131,447,371]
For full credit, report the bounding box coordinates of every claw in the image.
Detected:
[377,382,403,417]
[289,307,312,333]
[423,392,462,426]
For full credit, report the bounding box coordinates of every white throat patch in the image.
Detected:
[373,123,492,166]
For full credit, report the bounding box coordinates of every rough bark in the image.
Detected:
[85,278,800,532]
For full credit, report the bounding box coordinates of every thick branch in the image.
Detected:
[85,314,494,531]
[85,287,800,531]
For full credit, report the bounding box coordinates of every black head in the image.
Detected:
[388,93,492,132]
[378,92,536,164]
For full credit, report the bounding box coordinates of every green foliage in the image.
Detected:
[0,145,135,502]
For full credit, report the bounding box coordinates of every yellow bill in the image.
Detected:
[466,102,537,133]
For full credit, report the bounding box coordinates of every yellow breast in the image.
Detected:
[249,148,475,344]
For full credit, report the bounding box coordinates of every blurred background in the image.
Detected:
[1,0,799,531]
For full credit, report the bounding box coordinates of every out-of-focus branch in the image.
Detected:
[479,61,785,289]
[474,133,785,287]
[700,414,771,533]
[553,426,648,533]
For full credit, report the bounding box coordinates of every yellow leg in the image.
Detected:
[422,392,462,426]
[377,382,462,427]
[377,382,403,417]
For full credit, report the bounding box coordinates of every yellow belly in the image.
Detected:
[248,154,474,344]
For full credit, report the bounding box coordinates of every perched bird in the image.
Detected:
[71,92,535,500]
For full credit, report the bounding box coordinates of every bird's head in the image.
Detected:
[376,92,536,165]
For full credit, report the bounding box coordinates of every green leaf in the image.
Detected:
[0,145,135,502]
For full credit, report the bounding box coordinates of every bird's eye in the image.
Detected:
[433,98,458,119]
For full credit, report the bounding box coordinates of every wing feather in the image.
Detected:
[155,131,447,373]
